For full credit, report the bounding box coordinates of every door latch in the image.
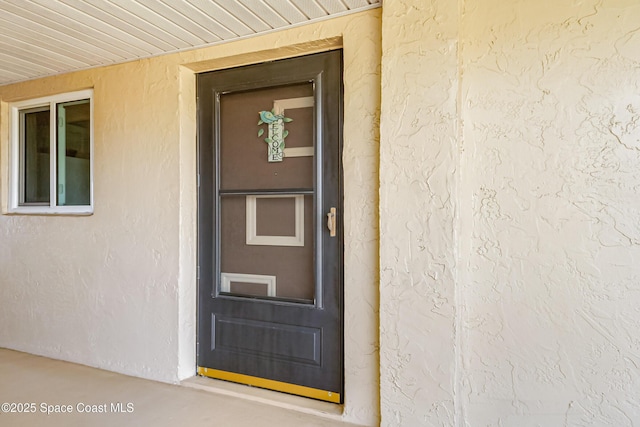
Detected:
[327,207,336,237]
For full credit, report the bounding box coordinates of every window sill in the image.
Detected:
[6,206,93,215]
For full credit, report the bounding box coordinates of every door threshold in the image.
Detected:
[181,375,344,420]
[197,366,340,403]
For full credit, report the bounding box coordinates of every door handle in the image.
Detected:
[327,207,336,237]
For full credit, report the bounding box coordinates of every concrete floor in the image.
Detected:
[0,349,362,427]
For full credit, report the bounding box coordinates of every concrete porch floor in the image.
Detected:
[0,349,363,427]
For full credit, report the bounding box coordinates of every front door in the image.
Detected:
[197,51,343,403]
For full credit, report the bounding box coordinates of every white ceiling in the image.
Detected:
[0,0,380,86]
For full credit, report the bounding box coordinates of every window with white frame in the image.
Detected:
[9,89,93,214]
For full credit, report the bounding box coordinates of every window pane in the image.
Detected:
[57,100,90,206]
[22,108,50,204]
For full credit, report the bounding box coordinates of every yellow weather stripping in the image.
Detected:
[197,366,341,404]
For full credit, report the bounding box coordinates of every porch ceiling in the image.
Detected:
[0,0,380,87]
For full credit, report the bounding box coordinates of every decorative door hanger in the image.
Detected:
[257,96,314,162]
[257,110,292,162]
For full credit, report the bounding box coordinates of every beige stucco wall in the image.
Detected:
[0,58,184,382]
[0,10,381,426]
[460,0,640,424]
[379,0,459,425]
[379,0,640,425]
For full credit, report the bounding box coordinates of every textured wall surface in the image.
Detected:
[0,60,183,383]
[340,13,382,425]
[460,0,640,425]
[379,0,459,425]
[0,10,381,426]
[380,0,640,426]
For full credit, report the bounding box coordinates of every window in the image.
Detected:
[9,90,93,214]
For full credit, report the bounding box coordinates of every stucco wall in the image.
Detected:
[0,10,380,426]
[379,0,459,425]
[460,0,640,425]
[0,59,183,382]
[380,0,640,426]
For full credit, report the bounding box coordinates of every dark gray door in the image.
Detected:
[197,51,343,403]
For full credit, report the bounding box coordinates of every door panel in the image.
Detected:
[213,316,321,365]
[197,51,343,402]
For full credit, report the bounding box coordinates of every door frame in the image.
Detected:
[178,27,380,424]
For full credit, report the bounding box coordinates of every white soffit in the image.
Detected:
[0,0,380,86]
